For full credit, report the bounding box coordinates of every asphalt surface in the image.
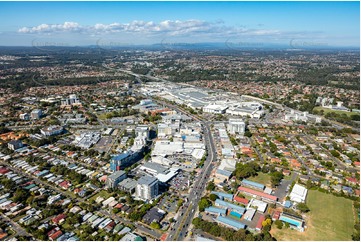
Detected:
[302,134,358,173]
[0,213,33,239]
[153,100,217,241]
[0,160,162,240]
[273,172,298,200]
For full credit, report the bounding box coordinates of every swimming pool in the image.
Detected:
[279,215,302,227]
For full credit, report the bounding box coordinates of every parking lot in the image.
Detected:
[94,137,114,153]
[158,195,178,213]
[169,171,190,192]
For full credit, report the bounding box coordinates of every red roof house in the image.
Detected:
[52,214,67,224]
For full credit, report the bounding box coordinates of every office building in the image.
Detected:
[135,125,149,139]
[19,113,30,120]
[8,140,23,150]
[136,175,159,201]
[31,109,42,120]
[61,94,81,106]
[41,126,64,136]
[106,170,127,189]
[228,119,245,134]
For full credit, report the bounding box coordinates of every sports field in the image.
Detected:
[313,106,358,117]
[271,190,354,241]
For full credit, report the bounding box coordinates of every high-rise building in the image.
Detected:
[135,125,149,139]
[136,175,159,201]
[30,109,42,120]
[106,170,127,189]
[19,113,30,120]
[61,94,81,106]
[8,140,23,150]
[228,119,245,134]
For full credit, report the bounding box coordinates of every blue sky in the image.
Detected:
[0,1,359,47]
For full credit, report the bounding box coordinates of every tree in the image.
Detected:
[330,150,340,158]
[1,178,16,190]
[244,131,252,138]
[206,181,215,191]
[274,220,283,229]
[13,188,29,203]
[198,198,211,212]
[209,194,218,201]
[128,212,142,222]
[262,218,272,227]
[270,171,284,187]
[234,162,260,179]
[297,203,310,213]
[150,222,161,229]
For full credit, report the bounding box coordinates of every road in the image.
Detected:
[301,134,358,173]
[98,209,161,239]
[154,100,217,241]
[250,136,266,163]
[0,160,162,240]
[0,213,33,239]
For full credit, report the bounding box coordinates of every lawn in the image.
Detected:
[248,172,271,186]
[313,106,358,117]
[271,190,354,241]
[88,190,112,203]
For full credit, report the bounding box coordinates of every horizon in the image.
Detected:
[0,1,359,47]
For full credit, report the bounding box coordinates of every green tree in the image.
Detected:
[274,220,283,229]
[198,198,211,212]
[206,181,215,191]
[297,203,310,213]
[209,194,218,201]
[150,222,161,229]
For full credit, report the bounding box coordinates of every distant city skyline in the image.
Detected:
[0,1,359,47]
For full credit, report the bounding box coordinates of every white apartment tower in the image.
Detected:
[136,175,159,201]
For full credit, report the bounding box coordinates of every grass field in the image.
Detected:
[271,190,354,241]
[313,106,358,117]
[249,173,271,186]
[88,190,112,203]
[97,113,109,120]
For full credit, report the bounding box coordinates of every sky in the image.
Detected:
[0,1,359,47]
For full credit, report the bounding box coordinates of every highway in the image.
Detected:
[154,100,217,241]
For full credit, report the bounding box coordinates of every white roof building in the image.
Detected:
[248,198,268,213]
[203,104,228,114]
[289,184,308,203]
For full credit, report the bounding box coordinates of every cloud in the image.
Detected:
[19,21,81,33]
[17,20,328,44]
[18,20,280,37]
